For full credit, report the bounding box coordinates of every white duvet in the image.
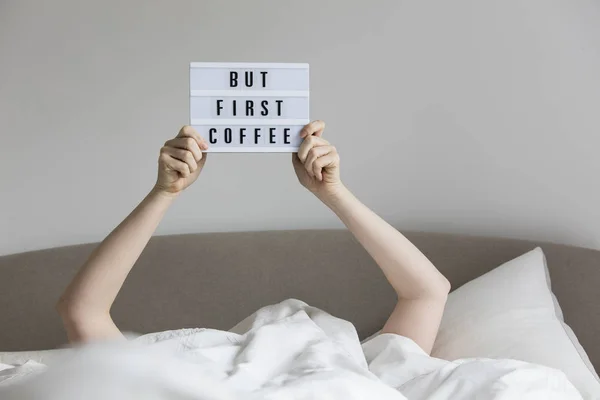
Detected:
[0,299,582,399]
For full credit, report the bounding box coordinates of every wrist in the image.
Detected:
[149,185,180,202]
[315,183,351,207]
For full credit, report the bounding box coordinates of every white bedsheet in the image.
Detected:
[0,299,582,399]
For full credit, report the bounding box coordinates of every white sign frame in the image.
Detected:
[189,62,310,153]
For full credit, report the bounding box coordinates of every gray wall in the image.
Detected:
[1,0,599,256]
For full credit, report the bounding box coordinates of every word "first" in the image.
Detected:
[216,99,283,117]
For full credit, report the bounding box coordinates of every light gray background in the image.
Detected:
[1,1,599,256]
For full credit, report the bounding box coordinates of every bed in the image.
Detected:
[0,230,599,397]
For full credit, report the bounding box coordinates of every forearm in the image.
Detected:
[58,187,176,318]
[319,186,450,300]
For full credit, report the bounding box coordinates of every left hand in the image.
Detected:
[292,120,342,198]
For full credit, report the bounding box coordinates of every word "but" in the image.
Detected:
[230,71,268,88]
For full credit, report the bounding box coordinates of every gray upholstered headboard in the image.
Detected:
[1,230,599,370]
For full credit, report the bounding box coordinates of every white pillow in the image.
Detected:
[432,247,600,399]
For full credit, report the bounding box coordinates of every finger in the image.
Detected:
[304,145,333,178]
[313,152,338,182]
[300,120,326,138]
[297,135,330,163]
[164,137,203,162]
[161,147,198,172]
[177,126,209,151]
[160,153,191,177]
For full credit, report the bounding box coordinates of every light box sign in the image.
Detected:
[189,62,310,152]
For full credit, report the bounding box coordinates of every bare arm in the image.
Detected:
[293,121,450,354]
[57,126,209,343]
[320,187,450,353]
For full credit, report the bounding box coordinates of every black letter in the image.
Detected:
[246,100,254,116]
[239,128,246,144]
[230,71,238,87]
[269,127,277,144]
[275,100,283,116]
[283,128,291,144]
[245,71,253,87]
[209,128,218,144]
[216,99,223,116]
[224,128,232,143]
[254,128,262,144]
[260,71,268,88]
[260,100,268,116]
[232,100,237,116]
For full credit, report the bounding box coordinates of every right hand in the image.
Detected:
[292,120,343,199]
[154,126,209,196]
